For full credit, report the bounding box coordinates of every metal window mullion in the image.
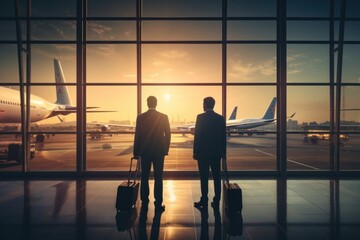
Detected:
[76,0,84,175]
[82,0,87,172]
[335,0,347,174]
[329,0,335,174]
[14,0,28,173]
[136,0,142,115]
[222,0,227,119]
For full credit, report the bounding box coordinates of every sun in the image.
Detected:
[164,93,171,102]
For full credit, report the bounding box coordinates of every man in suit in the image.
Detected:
[133,96,171,212]
[193,97,226,209]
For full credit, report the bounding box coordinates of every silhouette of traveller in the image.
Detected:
[193,97,226,209]
[133,96,171,212]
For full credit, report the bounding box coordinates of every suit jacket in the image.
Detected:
[133,109,171,158]
[193,110,226,160]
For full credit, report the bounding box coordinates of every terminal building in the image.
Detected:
[0,0,359,239]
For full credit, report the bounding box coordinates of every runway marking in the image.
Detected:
[254,149,320,170]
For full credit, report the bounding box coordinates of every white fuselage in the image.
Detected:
[226,118,275,129]
[0,87,56,123]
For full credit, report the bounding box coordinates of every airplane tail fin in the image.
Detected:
[228,106,238,120]
[54,59,72,106]
[262,97,277,119]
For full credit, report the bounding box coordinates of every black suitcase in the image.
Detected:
[116,157,140,212]
[223,157,243,213]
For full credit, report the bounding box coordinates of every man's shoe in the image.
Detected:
[211,201,219,209]
[194,201,208,208]
[155,204,165,212]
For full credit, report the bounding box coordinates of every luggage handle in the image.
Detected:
[128,157,140,186]
[222,157,230,185]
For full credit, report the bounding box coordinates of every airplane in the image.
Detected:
[176,97,295,136]
[0,59,114,141]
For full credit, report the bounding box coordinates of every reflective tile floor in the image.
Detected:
[1,179,360,240]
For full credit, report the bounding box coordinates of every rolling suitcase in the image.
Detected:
[223,157,243,213]
[116,157,140,212]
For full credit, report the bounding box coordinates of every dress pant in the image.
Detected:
[198,157,221,203]
[140,155,165,206]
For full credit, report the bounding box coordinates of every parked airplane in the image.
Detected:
[176,97,294,136]
[0,59,111,124]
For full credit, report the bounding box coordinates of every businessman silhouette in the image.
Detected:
[193,97,226,209]
[133,96,171,212]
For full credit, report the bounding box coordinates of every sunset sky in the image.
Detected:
[0,0,359,125]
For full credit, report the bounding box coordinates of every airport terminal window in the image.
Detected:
[227,21,276,41]
[0,45,19,83]
[342,45,360,83]
[287,21,329,41]
[227,44,276,83]
[87,0,136,17]
[31,21,76,41]
[287,0,329,17]
[1,0,360,175]
[287,45,329,83]
[86,21,136,41]
[86,44,137,83]
[31,44,76,83]
[227,0,276,17]
[31,0,76,17]
[142,0,221,18]
[142,44,222,84]
[142,21,222,41]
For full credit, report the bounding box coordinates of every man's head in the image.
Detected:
[147,96,157,108]
[203,97,215,111]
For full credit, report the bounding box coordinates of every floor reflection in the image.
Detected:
[0,180,360,240]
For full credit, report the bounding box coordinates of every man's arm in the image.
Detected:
[221,116,227,158]
[164,114,171,155]
[193,115,201,160]
[133,116,140,158]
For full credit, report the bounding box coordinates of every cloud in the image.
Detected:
[158,50,188,59]
[153,60,166,66]
[88,22,112,35]
[228,58,276,80]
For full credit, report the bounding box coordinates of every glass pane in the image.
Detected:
[227,44,276,83]
[0,21,17,40]
[142,44,221,83]
[0,0,27,17]
[287,44,329,83]
[86,21,136,41]
[31,21,76,41]
[86,133,135,170]
[32,44,76,83]
[29,134,76,171]
[287,21,329,41]
[287,0,329,17]
[287,134,330,170]
[228,21,276,41]
[86,86,137,132]
[142,0,221,17]
[227,86,277,170]
[29,86,77,130]
[342,45,360,83]
[32,0,76,17]
[0,85,23,129]
[228,0,276,17]
[86,44,136,83]
[0,45,19,83]
[0,134,22,171]
[340,134,360,170]
[346,0,360,18]
[142,21,221,41]
[87,0,136,17]
[341,86,360,131]
[287,86,330,130]
[345,21,360,41]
